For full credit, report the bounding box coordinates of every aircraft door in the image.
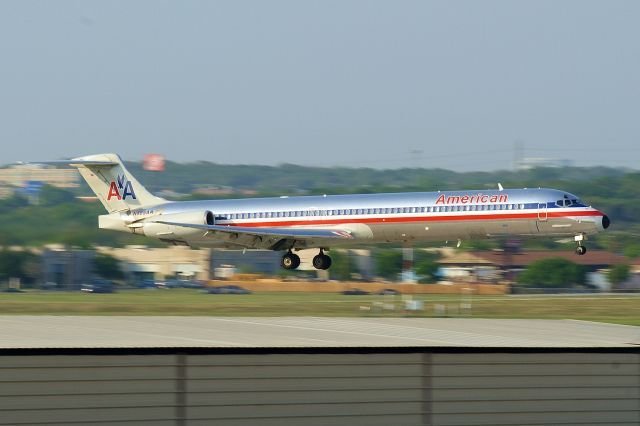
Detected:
[537,203,548,221]
[532,202,551,234]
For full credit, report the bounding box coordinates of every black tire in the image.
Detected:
[312,254,332,270]
[281,253,300,270]
[575,246,587,255]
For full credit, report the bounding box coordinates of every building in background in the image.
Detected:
[143,154,165,171]
[0,185,14,199]
[211,249,282,277]
[437,249,629,290]
[0,164,79,189]
[99,246,211,283]
[42,246,95,290]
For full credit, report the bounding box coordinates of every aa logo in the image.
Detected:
[107,174,137,200]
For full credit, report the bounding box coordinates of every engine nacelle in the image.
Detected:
[138,211,214,239]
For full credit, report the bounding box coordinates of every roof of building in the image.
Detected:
[439,250,629,267]
[0,316,637,349]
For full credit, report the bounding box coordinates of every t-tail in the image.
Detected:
[40,153,165,213]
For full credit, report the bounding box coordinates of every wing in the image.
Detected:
[156,221,355,250]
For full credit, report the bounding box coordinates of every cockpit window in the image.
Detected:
[556,198,582,207]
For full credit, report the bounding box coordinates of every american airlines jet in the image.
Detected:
[37,154,610,270]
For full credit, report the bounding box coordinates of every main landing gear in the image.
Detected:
[312,249,332,270]
[575,234,587,256]
[281,250,300,270]
[280,249,333,270]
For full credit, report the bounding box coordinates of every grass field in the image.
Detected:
[0,289,638,326]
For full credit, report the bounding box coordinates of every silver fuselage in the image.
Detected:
[103,188,609,250]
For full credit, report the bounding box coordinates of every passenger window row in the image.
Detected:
[219,203,527,220]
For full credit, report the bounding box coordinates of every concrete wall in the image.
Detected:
[0,349,637,425]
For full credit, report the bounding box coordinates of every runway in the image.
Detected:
[1,316,637,348]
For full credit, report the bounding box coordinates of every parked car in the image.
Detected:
[206,285,252,294]
[157,280,182,289]
[341,288,370,295]
[81,279,115,293]
[179,280,205,289]
[137,279,157,289]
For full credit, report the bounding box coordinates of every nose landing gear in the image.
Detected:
[574,234,587,256]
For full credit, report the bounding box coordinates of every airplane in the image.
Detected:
[34,153,610,270]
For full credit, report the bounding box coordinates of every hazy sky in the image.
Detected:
[1,1,638,170]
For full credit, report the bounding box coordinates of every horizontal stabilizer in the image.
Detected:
[22,160,118,167]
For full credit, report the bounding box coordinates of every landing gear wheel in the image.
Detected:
[281,252,301,270]
[575,245,587,256]
[312,254,332,270]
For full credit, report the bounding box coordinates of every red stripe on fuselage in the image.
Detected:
[217,209,604,228]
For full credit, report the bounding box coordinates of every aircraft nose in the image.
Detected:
[602,215,610,229]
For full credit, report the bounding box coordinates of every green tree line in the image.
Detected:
[0,164,638,251]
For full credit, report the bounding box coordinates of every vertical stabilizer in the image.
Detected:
[68,153,165,213]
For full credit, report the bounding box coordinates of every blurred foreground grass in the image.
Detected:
[0,290,638,326]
